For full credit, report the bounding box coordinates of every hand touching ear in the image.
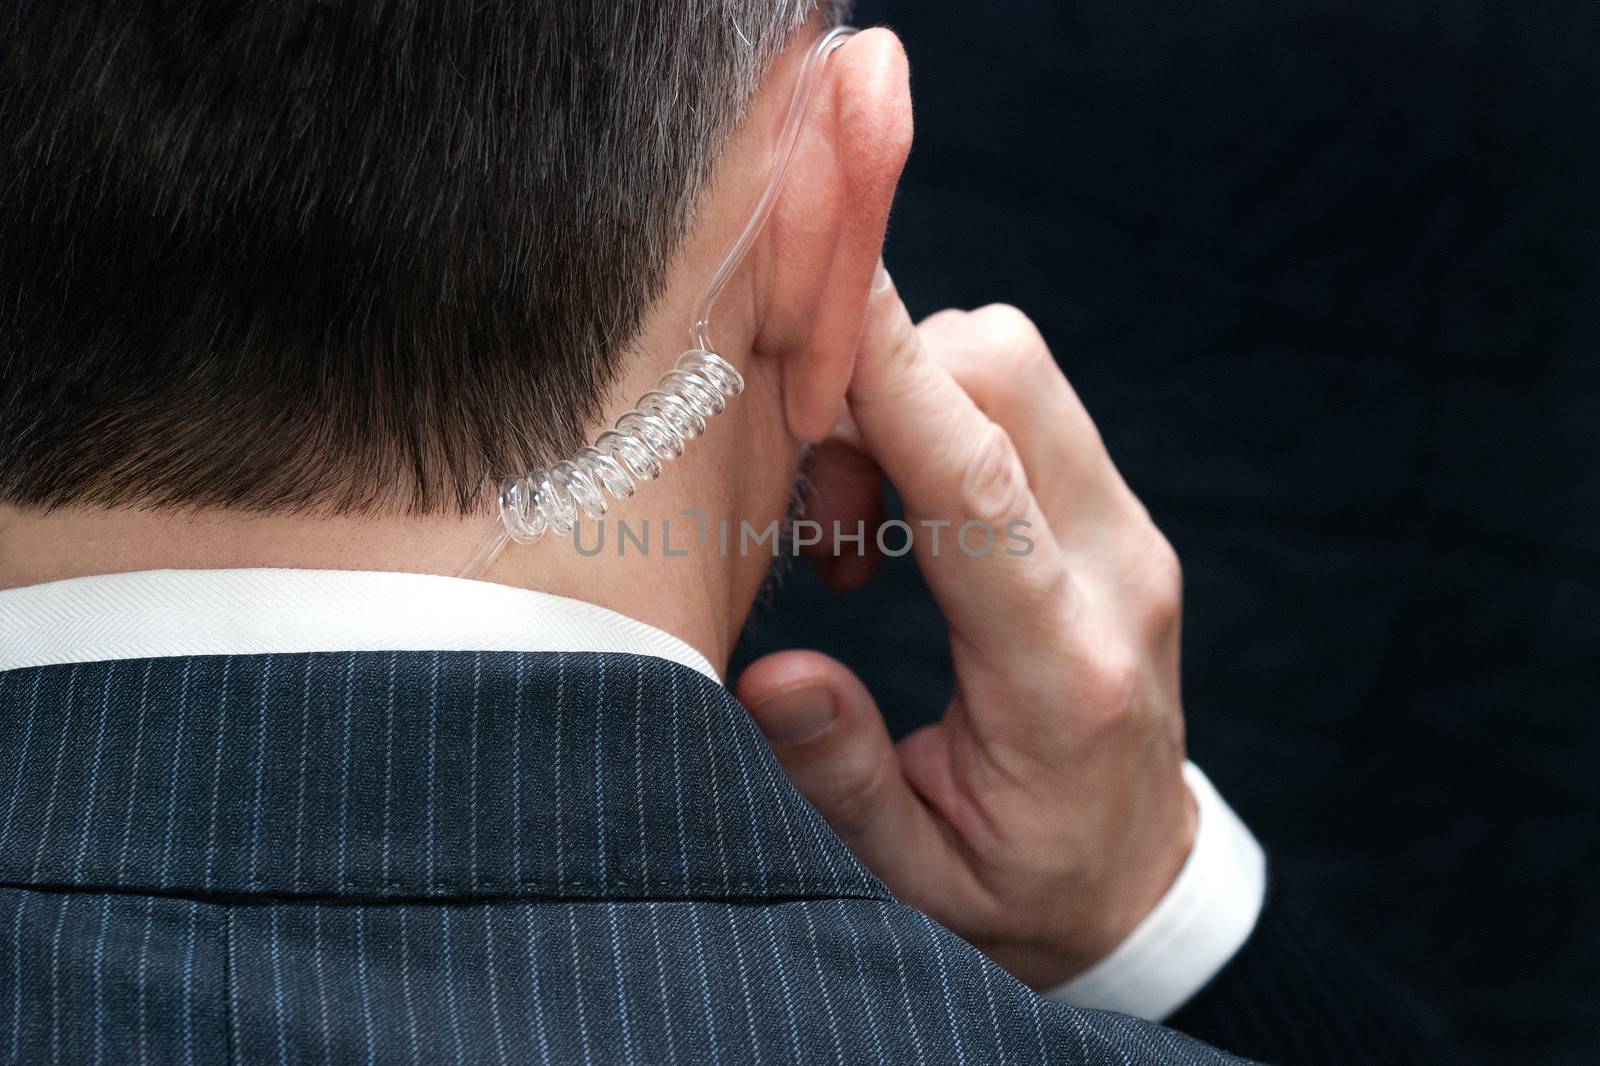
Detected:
[737,274,1196,988]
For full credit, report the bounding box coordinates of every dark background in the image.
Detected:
[734,2,1600,1062]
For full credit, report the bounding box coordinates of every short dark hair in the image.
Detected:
[1,1,838,516]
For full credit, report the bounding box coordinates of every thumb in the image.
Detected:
[736,650,952,889]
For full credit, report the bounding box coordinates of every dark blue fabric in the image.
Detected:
[0,652,1251,1064]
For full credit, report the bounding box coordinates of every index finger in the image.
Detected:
[848,278,1017,525]
[846,272,1068,651]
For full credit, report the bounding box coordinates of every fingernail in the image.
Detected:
[753,687,837,747]
[871,257,892,295]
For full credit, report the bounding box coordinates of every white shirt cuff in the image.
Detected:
[1042,761,1266,1021]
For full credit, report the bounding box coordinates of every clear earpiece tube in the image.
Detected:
[458,26,856,580]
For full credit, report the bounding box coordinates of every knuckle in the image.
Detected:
[969,303,1042,349]
[1080,647,1144,736]
[963,305,1062,411]
[1142,533,1184,629]
[959,419,1033,523]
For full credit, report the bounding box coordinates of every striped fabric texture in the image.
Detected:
[0,651,1251,1064]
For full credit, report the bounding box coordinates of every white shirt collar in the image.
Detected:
[0,568,720,683]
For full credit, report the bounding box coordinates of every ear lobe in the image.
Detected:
[768,28,913,445]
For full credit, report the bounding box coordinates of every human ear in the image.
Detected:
[754,28,913,444]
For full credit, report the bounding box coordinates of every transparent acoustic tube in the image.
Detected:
[458,26,857,580]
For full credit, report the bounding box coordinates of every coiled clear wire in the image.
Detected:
[499,349,744,543]
[458,25,856,579]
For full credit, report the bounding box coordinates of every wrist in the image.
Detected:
[981,767,1200,990]
[1070,762,1200,980]
[1043,763,1268,1020]
[1102,774,1201,958]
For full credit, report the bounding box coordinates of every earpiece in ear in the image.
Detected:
[459,27,856,578]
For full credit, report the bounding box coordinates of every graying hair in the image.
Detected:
[1,1,849,516]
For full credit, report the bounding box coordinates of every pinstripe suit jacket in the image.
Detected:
[0,650,1252,1064]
